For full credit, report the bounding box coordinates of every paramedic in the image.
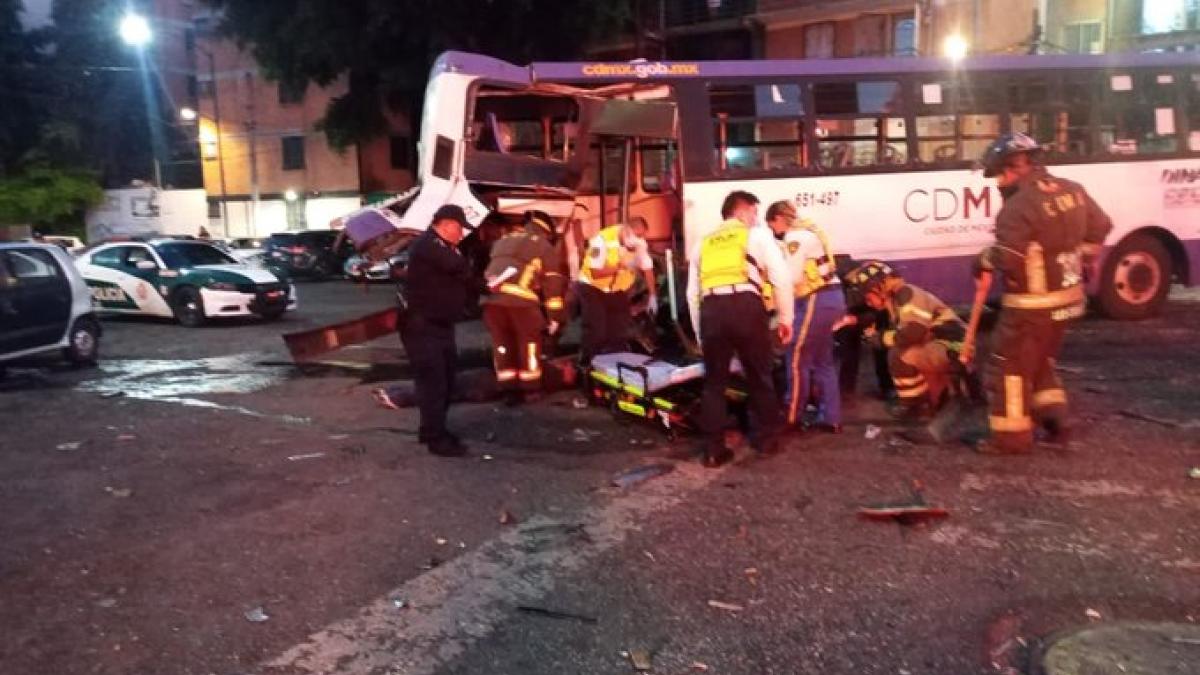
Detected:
[687,191,794,467]
[576,216,657,366]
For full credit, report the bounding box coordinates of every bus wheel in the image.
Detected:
[1096,234,1172,320]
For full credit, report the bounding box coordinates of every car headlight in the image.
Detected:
[207,281,238,292]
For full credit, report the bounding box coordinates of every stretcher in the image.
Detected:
[586,352,746,439]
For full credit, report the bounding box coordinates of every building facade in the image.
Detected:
[143,1,413,239]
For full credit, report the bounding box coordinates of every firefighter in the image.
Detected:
[765,201,844,433]
[846,261,978,417]
[971,132,1112,454]
[576,216,657,365]
[481,210,567,405]
[395,204,473,457]
[687,191,794,467]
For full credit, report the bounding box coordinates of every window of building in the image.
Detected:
[893,16,917,56]
[1189,73,1200,152]
[286,196,306,230]
[1063,21,1103,54]
[278,80,306,105]
[804,23,835,58]
[207,199,221,219]
[389,135,411,170]
[281,136,306,171]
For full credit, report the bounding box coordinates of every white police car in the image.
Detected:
[75,239,297,327]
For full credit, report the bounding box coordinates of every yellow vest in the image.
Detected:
[699,220,757,292]
[579,225,637,293]
[792,220,838,298]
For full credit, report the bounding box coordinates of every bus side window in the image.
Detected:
[1096,72,1179,156]
[1190,74,1200,153]
[913,79,956,163]
[641,141,676,193]
[1008,74,1091,159]
[710,83,807,173]
[812,80,905,169]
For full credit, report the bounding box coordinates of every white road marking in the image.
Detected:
[262,460,720,675]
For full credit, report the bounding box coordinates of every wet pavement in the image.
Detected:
[0,280,1198,675]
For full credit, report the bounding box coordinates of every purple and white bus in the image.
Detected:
[375,50,1200,318]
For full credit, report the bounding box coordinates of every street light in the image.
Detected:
[179,107,198,122]
[119,13,153,47]
[943,34,969,62]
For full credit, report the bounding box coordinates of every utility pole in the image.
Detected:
[245,71,259,235]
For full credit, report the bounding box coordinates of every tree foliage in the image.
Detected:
[0,165,104,226]
[205,0,633,149]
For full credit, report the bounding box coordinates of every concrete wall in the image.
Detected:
[86,188,208,242]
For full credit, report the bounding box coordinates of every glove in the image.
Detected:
[546,320,561,336]
[645,294,658,318]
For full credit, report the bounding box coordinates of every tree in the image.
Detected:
[205,0,633,149]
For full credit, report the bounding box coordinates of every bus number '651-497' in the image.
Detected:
[91,286,128,303]
[797,191,840,208]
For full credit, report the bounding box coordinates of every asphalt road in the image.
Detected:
[1,280,1198,675]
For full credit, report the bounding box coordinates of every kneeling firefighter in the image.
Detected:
[481,211,567,404]
[847,261,982,416]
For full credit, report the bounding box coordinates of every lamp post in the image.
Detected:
[180,43,230,238]
[118,13,164,188]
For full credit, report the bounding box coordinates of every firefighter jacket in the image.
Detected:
[978,168,1113,318]
[578,225,653,293]
[482,228,567,323]
[686,219,794,334]
[882,283,966,351]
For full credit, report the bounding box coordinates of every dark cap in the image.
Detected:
[432,204,471,229]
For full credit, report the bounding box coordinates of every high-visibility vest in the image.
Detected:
[579,225,637,293]
[699,220,761,293]
[791,220,839,298]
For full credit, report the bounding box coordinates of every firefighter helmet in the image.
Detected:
[978,132,1043,177]
[845,260,899,306]
[524,210,556,240]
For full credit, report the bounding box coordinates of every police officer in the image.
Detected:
[576,216,656,365]
[482,211,567,405]
[766,201,844,432]
[687,191,793,467]
[397,204,473,457]
[846,261,977,417]
[972,132,1112,454]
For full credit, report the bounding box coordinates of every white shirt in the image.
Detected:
[686,222,793,335]
[584,229,653,275]
[779,227,840,289]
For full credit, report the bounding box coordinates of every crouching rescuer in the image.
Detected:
[482,211,567,405]
[972,132,1112,453]
[847,261,980,417]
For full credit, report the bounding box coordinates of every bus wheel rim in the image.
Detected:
[1113,252,1161,305]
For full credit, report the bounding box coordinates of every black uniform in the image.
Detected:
[979,167,1112,451]
[398,227,470,449]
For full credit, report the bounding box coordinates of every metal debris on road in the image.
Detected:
[629,648,653,671]
[864,425,882,440]
[499,510,515,525]
[96,598,117,608]
[707,599,745,612]
[1086,608,1102,620]
[1188,467,1200,480]
[611,463,675,489]
[244,606,270,623]
[115,434,137,441]
[482,453,494,460]
[105,487,133,499]
[571,428,601,442]
[435,537,448,546]
[391,598,407,609]
[327,434,350,440]
[516,605,598,624]
[420,556,441,570]
[691,662,710,671]
[287,452,327,462]
[56,441,82,451]
[572,396,589,409]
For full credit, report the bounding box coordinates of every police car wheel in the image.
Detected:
[259,307,286,321]
[63,318,100,366]
[1097,234,1172,321]
[173,287,207,327]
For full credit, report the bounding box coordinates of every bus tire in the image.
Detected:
[173,287,208,327]
[1096,233,1172,321]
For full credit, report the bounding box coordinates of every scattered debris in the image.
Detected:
[516,605,598,624]
[485,432,497,442]
[435,537,448,546]
[1170,637,1200,645]
[331,477,353,487]
[115,434,136,442]
[96,598,117,608]
[1083,384,1109,394]
[691,662,710,671]
[420,557,441,570]
[864,425,882,440]
[1117,409,1199,429]
[629,648,653,671]
[572,396,589,409]
[611,463,675,489]
[287,452,327,462]
[858,481,948,525]
[1189,467,1200,480]
[339,445,367,456]
[244,606,269,623]
[499,510,515,525]
[1085,608,1102,621]
[571,428,601,442]
[98,391,124,399]
[56,441,82,451]
[391,598,407,609]
[482,453,494,461]
[105,487,133,499]
[328,434,350,440]
[707,599,745,612]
